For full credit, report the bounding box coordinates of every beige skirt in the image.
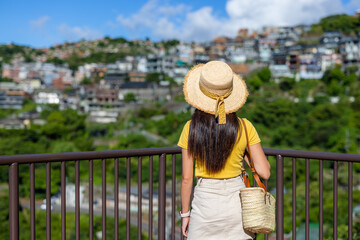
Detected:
[187,176,255,240]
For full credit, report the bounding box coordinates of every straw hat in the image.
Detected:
[184,61,248,124]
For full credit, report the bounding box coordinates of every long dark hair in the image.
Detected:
[188,109,241,174]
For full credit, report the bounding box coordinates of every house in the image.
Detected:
[33,89,60,105]
[104,69,128,89]
[242,38,259,60]
[173,60,188,84]
[192,45,210,65]
[128,72,146,82]
[136,57,148,72]
[0,82,24,109]
[0,117,25,129]
[319,32,342,49]
[114,60,133,72]
[340,36,360,63]
[90,67,107,80]
[82,85,123,113]
[272,50,287,65]
[146,55,176,77]
[119,82,169,102]
[210,44,227,60]
[287,45,303,72]
[59,89,80,111]
[298,53,324,79]
[234,29,249,44]
[2,64,20,83]
[19,78,42,93]
[269,65,293,78]
[258,38,274,63]
[176,43,193,64]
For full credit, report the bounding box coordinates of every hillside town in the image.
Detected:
[1,14,360,128]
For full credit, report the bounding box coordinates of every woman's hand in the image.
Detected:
[182,217,190,237]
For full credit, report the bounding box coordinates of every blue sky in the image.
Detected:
[0,0,358,48]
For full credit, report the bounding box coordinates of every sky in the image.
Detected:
[0,0,359,48]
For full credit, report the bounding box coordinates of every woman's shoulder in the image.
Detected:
[181,120,191,131]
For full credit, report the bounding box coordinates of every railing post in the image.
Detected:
[276,155,284,240]
[158,154,166,240]
[9,163,19,240]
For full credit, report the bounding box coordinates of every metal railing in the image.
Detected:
[1,147,359,240]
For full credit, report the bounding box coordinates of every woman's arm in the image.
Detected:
[244,143,271,180]
[181,148,194,237]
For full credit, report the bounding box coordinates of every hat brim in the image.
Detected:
[183,64,249,114]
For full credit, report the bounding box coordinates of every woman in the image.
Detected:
[178,61,271,240]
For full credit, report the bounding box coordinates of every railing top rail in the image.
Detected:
[264,148,360,162]
[0,147,182,165]
[0,147,359,165]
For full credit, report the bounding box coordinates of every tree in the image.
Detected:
[0,76,13,82]
[257,67,272,83]
[80,77,92,85]
[124,92,136,102]
[146,72,163,83]
[279,77,295,91]
[247,75,262,91]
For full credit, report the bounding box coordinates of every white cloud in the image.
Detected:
[57,24,103,41]
[30,16,50,30]
[116,0,188,37]
[116,0,352,42]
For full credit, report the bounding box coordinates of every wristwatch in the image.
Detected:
[179,210,191,218]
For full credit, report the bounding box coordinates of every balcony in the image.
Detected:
[1,147,359,240]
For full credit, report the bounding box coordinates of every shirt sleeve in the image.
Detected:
[177,120,191,149]
[243,118,261,146]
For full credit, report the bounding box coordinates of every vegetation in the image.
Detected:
[309,14,360,35]
[0,191,148,239]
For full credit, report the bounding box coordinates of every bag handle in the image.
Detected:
[240,118,267,192]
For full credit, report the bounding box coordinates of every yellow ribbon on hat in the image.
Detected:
[199,83,233,124]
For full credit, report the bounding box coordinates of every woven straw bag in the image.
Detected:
[239,119,276,234]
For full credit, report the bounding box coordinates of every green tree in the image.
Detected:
[146,72,163,83]
[279,77,296,91]
[257,67,272,83]
[80,77,92,85]
[0,76,13,82]
[124,92,136,102]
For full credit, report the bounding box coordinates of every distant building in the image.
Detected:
[272,50,287,65]
[90,67,107,80]
[320,32,342,49]
[234,29,249,43]
[146,55,176,77]
[82,85,122,112]
[0,117,25,129]
[2,64,20,83]
[173,60,189,84]
[136,57,148,72]
[269,65,293,78]
[340,36,360,63]
[128,72,146,82]
[104,69,128,89]
[0,82,24,109]
[33,89,60,105]
[119,82,170,102]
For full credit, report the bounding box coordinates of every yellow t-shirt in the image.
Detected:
[177,118,261,179]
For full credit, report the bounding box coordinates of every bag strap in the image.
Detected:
[240,118,267,192]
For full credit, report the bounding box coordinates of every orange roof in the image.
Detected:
[212,36,228,44]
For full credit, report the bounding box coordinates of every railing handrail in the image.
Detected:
[0,147,359,165]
